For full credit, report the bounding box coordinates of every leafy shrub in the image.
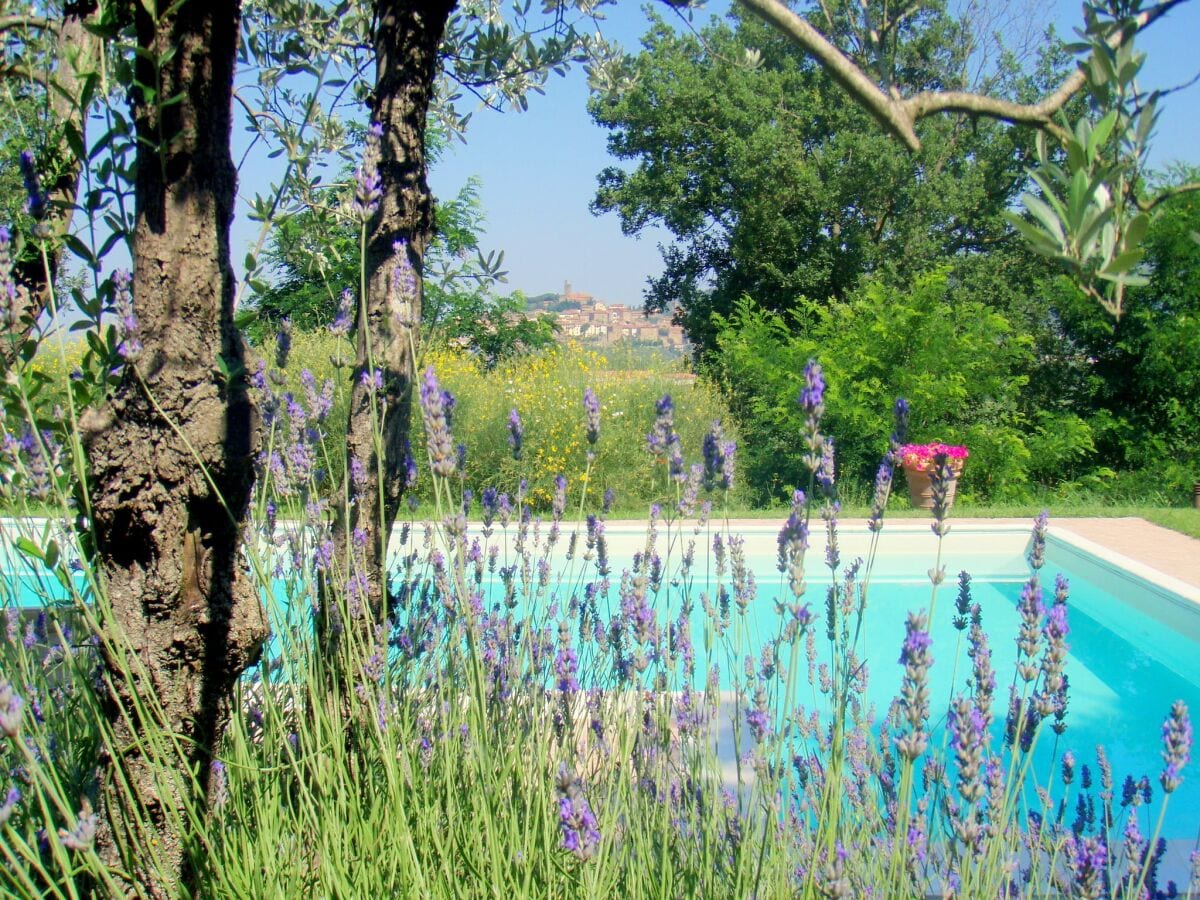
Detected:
[712,270,1059,503]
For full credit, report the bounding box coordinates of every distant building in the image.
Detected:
[532,281,688,352]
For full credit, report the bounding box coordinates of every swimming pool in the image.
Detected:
[419,519,1200,850]
[5,518,1199,857]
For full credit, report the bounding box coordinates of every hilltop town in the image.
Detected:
[525,282,688,352]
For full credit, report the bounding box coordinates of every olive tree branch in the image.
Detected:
[736,0,1191,152]
[1138,182,1200,213]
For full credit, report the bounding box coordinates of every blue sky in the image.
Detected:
[412,0,1200,306]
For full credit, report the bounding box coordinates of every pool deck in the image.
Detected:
[1050,517,1200,591]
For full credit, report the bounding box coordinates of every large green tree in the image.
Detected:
[590,4,1058,352]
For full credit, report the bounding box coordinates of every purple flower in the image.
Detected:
[816,439,836,499]
[952,571,973,631]
[57,803,98,852]
[419,367,456,478]
[1066,834,1106,897]
[507,408,523,461]
[210,759,229,807]
[361,368,384,392]
[112,270,141,360]
[1029,510,1049,570]
[0,787,18,826]
[647,395,683,480]
[331,288,353,336]
[314,540,335,572]
[948,694,986,805]
[19,150,47,221]
[678,463,702,517]
[353,122,384,221]
[1161,700,1192,793]
[350,455,369,490]
[798,359,825,419]
[0,680,23,738]
[402,443,418,492]
[556,766,601,860]
[554,645,579,696]
[701,421,735,492]
[481,487,499,531]
[1,227,19,328]
[776,510,809,599]
[552,474,568,521]
[866,459,894,533]
[583,387,600,446]
[276,318,292,369]
[391,239,417,313]
[1015,578,1044,683]
[896,611,933,760]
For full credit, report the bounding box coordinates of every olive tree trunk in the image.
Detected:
[330,0,457,631]
[80,0,265,890]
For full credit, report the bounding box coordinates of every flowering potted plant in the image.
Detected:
[898,442,969,509]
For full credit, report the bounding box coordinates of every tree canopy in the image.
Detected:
[590,4,1064,352]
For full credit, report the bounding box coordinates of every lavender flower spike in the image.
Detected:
[1028,510,1049,570]
[1161,700,1192,794]
[798,359,825,420]
[331,288,353,336]
[508,408,524,461]
[0,787,18,826]
[583,387,600,446]
[419,367,457,478]
[19,150,48,222]
[112,270,142,361]
[57,801,98,852]
[556,765,601,860]
[352,122,384,221]
[0,680,22,738]
[895,611,933,761]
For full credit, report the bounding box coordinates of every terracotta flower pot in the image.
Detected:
[903,464,961,510]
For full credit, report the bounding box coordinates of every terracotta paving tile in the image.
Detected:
[1049,516,1200,590]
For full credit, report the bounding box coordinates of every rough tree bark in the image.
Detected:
[330,0,457,630]
[79,0,266,891]
[1,1,100,370]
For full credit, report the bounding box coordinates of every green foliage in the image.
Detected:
[590,5,1057,354]
[1005,1,1168,318]
[1047,167,1200,498]
[429,290,558,370]
[712,270,1044,502]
